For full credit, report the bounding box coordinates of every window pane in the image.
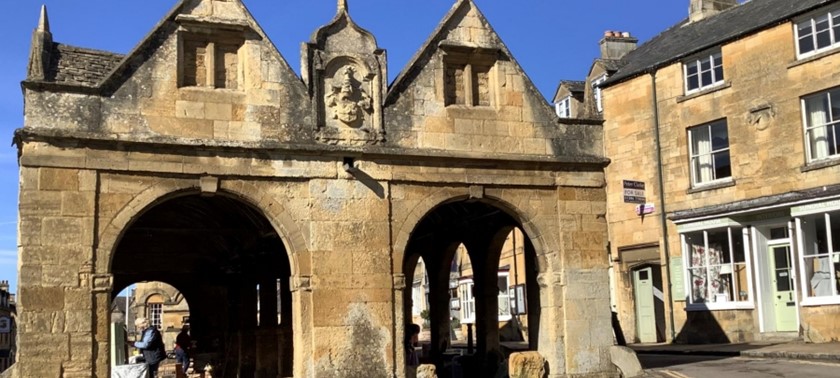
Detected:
[687,75,699,91]
[804,256,834,297]
[817,29,832,49]
[799,35,816,54]
[831,212,840,253]
[714,66,724,82]
[690,268,708,303]
[798,20,813,37]
[804,94,830,128]
[713,54,722,67]
[732,228,745,262]
[700,59,712,72]
[711,121,729,150]
[690,126,710,155]
[713,151,731,179]
[701,71,713,86]
[834,13,840,44]
[707,229,731,263]
[685,232,705,268]
[687,63,698,76]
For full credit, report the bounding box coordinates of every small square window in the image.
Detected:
[684,52,724,93]
[688,119,731,186]
[181,36,241,90]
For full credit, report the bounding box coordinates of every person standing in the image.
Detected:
[134,317,166,378]
[175,324,193,375]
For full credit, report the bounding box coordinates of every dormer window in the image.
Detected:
[592,75,607,113]
[684,52,724,94]
[796,8,840,59]
[556,96,572,118]
[180,36,242,90]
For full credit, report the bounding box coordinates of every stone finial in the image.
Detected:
[38,4,50,32]
[27,4,53,81]
[337,0,348,14]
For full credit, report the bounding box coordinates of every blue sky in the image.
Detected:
[0,0,688,293]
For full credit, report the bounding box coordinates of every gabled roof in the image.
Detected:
[551,80,585,104]
[386,0,553,110]
[604,0,835,87]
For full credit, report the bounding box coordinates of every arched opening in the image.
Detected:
[110,193,293,378]
[402,200,541,377]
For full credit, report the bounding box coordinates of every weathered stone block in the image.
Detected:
[509,351,547,378]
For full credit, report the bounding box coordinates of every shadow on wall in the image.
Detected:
[674,311,732,344]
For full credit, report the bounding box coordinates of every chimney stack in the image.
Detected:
[600,31,638,60]
[690,0,739,23]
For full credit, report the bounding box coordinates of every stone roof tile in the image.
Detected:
[48,43,124,87]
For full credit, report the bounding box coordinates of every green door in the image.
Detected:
[769,245,797,332]
[633,267,656,343]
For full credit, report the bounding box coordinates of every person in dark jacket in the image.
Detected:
[134,317,166,378]
[175,324,192,374]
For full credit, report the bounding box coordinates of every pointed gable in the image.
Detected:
[385,0,602,158]
[23,0,312,144]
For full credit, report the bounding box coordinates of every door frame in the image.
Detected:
[752,222,801,334]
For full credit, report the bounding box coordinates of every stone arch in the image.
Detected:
[98,178,308,277]
[392,187,557,275]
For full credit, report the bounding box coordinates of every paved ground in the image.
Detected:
[641,354,840,378]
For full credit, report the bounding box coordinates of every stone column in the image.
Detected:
[393,274,407,378]
[256,277,278,378]
[426,256,451,366]
[278,277,293,377]
[291,275,312,378]
[238,283,257,376]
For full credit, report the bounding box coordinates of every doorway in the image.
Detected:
[768,244,797,332]
[632,264,665,343]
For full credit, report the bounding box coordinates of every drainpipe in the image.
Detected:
[650,71,677,342]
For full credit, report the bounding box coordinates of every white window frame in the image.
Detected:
[688,119,732,186]
[801,88,840,163]
[795,8,840,60]
[458,278,475,324]
[795,207,840,306]
[497,271,512,321]
[680,225,754,311]
[683,52,724,94]
[556,96,572,118]
[148,302,163,330]
[593,75,607,112]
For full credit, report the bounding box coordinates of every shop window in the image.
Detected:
[682,226,751,308]
[797,211,840,303]
[802,88,840,162]
[498,271,512,321]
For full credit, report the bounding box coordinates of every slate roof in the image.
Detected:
[560,80,586,94]
[47,43,124,87]
[604,0,836,87]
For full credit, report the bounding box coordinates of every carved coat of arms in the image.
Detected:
[325,66,372,128]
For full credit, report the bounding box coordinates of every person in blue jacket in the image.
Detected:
[134,317,167,377]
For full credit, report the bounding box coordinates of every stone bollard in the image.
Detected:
[508,351,547,378]
[416,364,438,378]
[609,345,643,378]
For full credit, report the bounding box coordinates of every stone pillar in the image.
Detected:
[278,277,293,377]
[238,283,257,376]
[426,255,451,366]
[256,277,278,378]
[291,275,312,378]
[393,274,407,378]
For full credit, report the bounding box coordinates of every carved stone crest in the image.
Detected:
[325,66,372,129]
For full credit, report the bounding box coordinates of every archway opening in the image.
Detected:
[110,193,293,378]
[403,200,541,377]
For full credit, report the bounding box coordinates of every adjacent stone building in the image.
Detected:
[601,0,840,344]
[14,1,613,377]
